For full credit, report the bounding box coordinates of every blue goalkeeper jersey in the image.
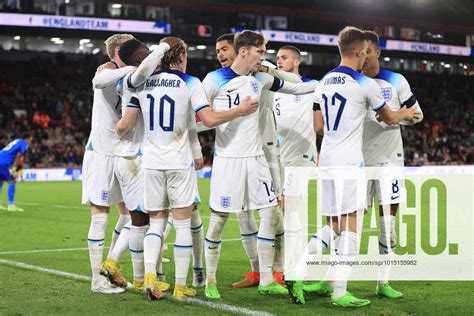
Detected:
[0,139,29,167]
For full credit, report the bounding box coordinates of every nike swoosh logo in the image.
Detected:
[227,88,237,93]
[275,98,281,101]
[98,243,104,247]
[269,198,276,203]
[208,246,218,250]
[391,196,400,200]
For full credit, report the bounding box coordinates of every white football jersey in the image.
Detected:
[274,76,318,165]
[202,67,264,158]
[315,66,385,167]
[363,69,416,165]
[85,65,122,156]
[129,69,208,169]
[115,72,145,157]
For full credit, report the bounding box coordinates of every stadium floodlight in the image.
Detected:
[51,37,61,42]
[300,51,308,56]
[79,39,90,45]
[85,43,93,47]
[196,45,207,50]
[13,35,20,40]
[112,3,122,9]
[464,65,468,69]
[92,48,100,55]
[188,46,196,51]
[267,49,276,54]
[65,0,70,3]
[444,64,451,68]
[400,59,404,63]
[422,60,428,64]
[54,40,64,45]
[384,57,390,62]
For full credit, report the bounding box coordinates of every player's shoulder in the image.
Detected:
[301,76,318,83]
[97,61,119,72]
[204,67,240,86]
[374,68,406,89]
[324,65,373,86]
[152,69,201,87]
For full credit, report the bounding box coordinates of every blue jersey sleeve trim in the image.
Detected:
[375,68,403,89]
[372,101,386,111]
[206,67,240,90]
[194,104,209,113]
[327,65,369,85]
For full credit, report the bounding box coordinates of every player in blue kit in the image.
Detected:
[0,133,32,212]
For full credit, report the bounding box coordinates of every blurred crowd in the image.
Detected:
[0,52,472,168]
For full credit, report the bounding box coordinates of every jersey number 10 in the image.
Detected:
[147,94,175,132]
[322,92,347,132]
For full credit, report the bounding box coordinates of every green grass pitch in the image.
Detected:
[0,180,472,315]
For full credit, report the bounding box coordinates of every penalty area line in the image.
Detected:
[0,258,274,316]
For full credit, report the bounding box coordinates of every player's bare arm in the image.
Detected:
[376,105,421,125]
[197,96,258,128]
[115,107,140,137]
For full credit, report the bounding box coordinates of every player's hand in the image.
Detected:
[194,157,204,170]
[160,36,182,49]
[9,166,18,178]
[258,65,269,73]
[399,107,421,123]
[237,96,259,116]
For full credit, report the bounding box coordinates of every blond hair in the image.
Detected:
[104,33,135,59]
[338,26,366,57]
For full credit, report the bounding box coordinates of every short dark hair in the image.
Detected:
[363,30,380,48]
[279,45,301,59]
[234,30,265,52]
[160,41,187,69]
[118,39,147,66]
[216,33,234,45]
[338,26,367,57]
[21,132,31,139]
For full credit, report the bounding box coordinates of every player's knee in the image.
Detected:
[130,211,149,226]
[90,203,109,215]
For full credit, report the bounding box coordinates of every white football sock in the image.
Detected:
[174,218,193,286]
[191,209,204,270]
[308,225,335,255]
[87,213,109,280]
[333,231,358,298]
[163,218,173,242]
[378,215,396,285]
[205,212,228,284]
[273,210,284,272]
[237,210,259,272]
[108,214,131,257]
[109,222,131,262]
[144,217,166,275]
[257,207,278,286]
[129,225,147,282]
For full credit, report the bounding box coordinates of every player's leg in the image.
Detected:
[7,179,23,212]
[128,211,149,291]
[204,210,228,299]
[232,209,260,288]
[205,156,243,299]
[330,212,370,307]
[376,169,403,298]
[156,214,171,281]
[107,202,131,257]
[83,150,123,294]
[167,167,200,299]
[143,168,170,300]
[172,205,195,299]
[191,204,205,288]
[263,144,284,285]
[0,176,6,210]
[143,210,169,300]
[248,156,287,295]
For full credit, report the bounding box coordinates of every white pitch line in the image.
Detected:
[0,238,244,255]
[0,258,274,316]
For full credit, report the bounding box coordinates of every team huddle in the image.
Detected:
[82,26,422,307]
